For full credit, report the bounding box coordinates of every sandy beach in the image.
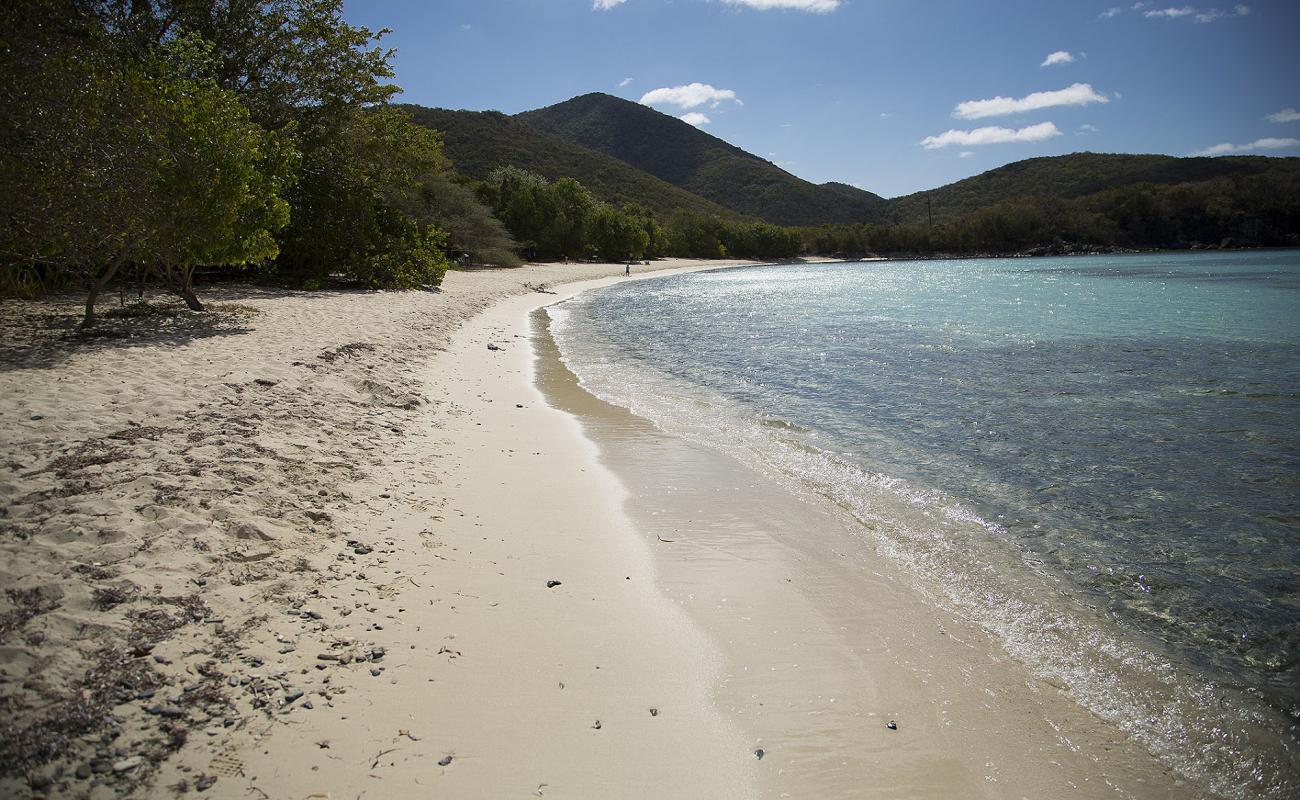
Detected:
[2,259,1196,798]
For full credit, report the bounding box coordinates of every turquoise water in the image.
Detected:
[549,251,1300,798]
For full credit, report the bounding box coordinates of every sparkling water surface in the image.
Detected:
[550,251,1300,797]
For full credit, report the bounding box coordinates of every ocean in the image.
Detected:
[548,251,1299,798]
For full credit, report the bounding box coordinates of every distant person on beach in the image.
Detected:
[624,257,631,277]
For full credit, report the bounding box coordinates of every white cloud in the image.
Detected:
[921,122,1062,149]
[1132,2,1149,9]
[459,23,472,30]
[879,112,894,119]
[1098,7,1123,19]
[593,0,626,9]
[618,77,633,88]
[1265,108,1300,123]
[1235,4,1250,14]
[721,0,840,11]
[679,112,711,126]
[1145,7,1196,18]
[953,83,1108,120]
[1191,137,1300,156]
[1078,123,1100,135]
[640,82,742,109]
[959,151,975,158]
[1041,51,1075,67]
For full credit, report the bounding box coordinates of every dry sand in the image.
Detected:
[0,258,1195,798]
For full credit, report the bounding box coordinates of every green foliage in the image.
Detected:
[0,12,294,320]
[800,170,1300,257]
[403,105,738,222]
[486,168,597,260]
[278,106,452,287]
[886,153,1300,226]
[100,0,400,129]
[422,173,521,267]
[516,93,886,226]
[587,205,650,261]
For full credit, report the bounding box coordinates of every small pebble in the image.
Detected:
[30,414,44,421]
[592,720,602,730]
[438,755,453,766]
[886,720,898,731]
[546,580,562,588]
[754,748,765,760]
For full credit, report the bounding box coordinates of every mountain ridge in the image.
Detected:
[515,93,887,226]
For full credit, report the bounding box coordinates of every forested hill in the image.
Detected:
[401,105,736,221]
[515,93,886,227]
[888,153,1300,225]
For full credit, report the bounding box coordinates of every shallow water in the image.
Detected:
[549,251,1300,798]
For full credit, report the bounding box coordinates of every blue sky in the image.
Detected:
[343,0,1300,198]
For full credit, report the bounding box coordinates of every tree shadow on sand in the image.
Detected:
[0,286,308,372]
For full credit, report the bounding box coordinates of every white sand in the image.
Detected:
[0,258,1195,798]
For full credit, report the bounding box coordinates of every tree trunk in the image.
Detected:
[158,263,204,311]
[80,258,125,329]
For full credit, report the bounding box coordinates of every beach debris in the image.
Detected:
[546,580,562,588]
[487,343,501,351]
[516,403,524,408]
[754,748,765,760]
[113,756,143,772]
[30,414,43,421]
[253,378,279,387]
[438,755,453,766]
[592,720,602,730]
[649,707,659,717]
[399,729,421,741]
[195,773,218,791]
[886,720,898,730]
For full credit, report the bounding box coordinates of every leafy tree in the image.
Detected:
[277,106,451,288]
[587,205,649,262]
[422,173,521,267]
[0,15,294,324]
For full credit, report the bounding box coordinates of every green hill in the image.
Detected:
[515,93,886,226]
[400,105,738,221]
[887,153,1300,225]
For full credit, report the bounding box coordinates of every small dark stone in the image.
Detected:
[754,748,765,760]
[886,720,898,730]
[283,689,304,704]
[487,343,501,351]
[254,378,278,387]
[75,763,92,780]
[546,580,562,588]
[196,774,217,791]
[30,414,44,421]
[370,668,381,676]
[27,771,51,790]
[437,755,453,766]
[515,404,524,408]
[649,707,659,717]
[592,720,601,730]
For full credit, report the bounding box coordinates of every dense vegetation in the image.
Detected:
[517,93,887,227]
[0,0,516,324]
[805,169,1300,256]
[886,152,1300,225]
[403,106,736,222]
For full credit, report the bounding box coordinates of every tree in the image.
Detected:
[0,16,293,324]
[587,205,649,262]
[277,106,452,288]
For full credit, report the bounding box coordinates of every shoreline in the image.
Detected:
[534,284,1200,798]
[0,258,769,797]
[0,255,1234,797]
